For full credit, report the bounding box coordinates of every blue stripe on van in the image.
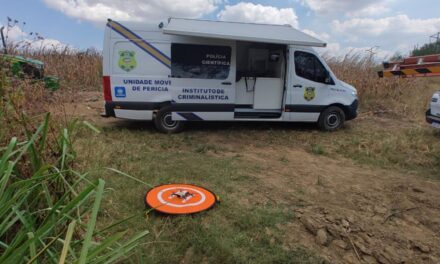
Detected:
[107,20,171,69]
[177,113,204,121]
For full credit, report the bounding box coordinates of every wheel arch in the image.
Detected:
[328,100,358,121]
[320,103,348,119]
[152,101,174,115]
[317,104,346,131]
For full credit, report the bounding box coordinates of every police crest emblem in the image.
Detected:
[118,50,137,72]
[304,87,316,101]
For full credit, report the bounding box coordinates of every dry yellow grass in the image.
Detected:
[1,47,101,143]
[6,46,102,90]
[325,53,436,121]
[39,49,102,89]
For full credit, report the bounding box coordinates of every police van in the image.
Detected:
[102,18,358,133]
[426,91,440,128]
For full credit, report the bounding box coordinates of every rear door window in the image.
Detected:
[171,44,231,80]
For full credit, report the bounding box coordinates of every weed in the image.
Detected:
[311,143,325,155]
[0,115,148,263]
[279,156,289,163]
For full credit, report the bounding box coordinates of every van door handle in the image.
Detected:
[293,84,302,88]
[221,81,232,85]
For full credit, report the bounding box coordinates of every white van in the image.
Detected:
[426,91,440,128]
[102,18,358,133]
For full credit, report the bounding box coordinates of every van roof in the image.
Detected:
[162,18,326,47]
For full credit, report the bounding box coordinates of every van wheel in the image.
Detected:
[154,107,184,134]
[318,106,345,131]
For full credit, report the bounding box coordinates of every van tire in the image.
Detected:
[154,107,184,134]
[318,106,345,131]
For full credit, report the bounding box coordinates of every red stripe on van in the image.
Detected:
[103,76,112,102]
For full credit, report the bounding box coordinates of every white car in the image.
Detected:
[426,91,440,128]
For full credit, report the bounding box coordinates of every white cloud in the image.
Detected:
[217,2,299,28]
[321,43,393,60]
[43,0,221,24]
[349,4,390,17]
[300,0,392,17]
[323,42,341,56]
[333,15,440,37]
[26,39,71,52]
[1,23,70,52]
[1,24,27,42]
[330,15,440,55]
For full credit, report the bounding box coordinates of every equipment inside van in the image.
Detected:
[102,18,358,133]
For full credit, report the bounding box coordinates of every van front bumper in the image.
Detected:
[426,109,440,124]
[345,99,358,121]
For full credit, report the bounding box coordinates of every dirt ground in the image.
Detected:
[240,146,440,263]
[61,91,440,264]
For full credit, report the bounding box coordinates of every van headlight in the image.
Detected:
[351,90,358,97]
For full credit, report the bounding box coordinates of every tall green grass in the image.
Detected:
[0,114,148,263]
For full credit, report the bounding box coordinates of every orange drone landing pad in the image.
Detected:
[145,184,217,215]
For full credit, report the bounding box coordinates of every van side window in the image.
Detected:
[171,44,231,80]
[294,51,333,84]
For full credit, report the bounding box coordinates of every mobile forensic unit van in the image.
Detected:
[102,18,358,133]
[426,91,440,128]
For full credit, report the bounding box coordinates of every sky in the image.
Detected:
[1,0,440,59]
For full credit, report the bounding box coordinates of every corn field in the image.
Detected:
[5,44,102,90]
[325,52,432,119]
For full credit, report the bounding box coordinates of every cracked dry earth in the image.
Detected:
[240,146,440,264]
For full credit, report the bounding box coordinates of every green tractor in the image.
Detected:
[0,26,60,91]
